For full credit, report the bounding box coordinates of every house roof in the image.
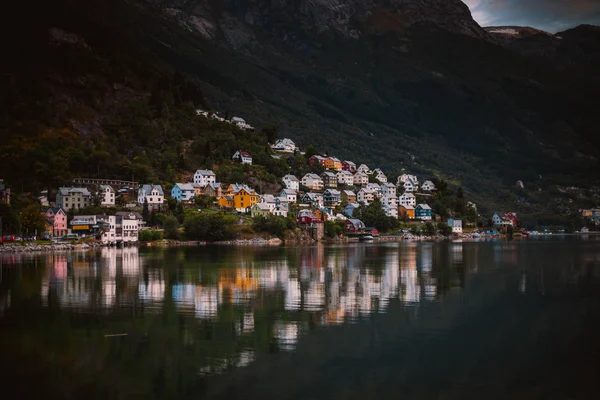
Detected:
[99,185,114,192]
[195,169,216,176]
[303,173,322,180]
[324,189,341,195]
[140,184,165,196]
[343,190,356,196]
[231,116,246,123]
[116,211,143,220]
[343,160,356,166]
[175,183,195,191]
[235,151,252,158]
[59,187,91,196]
[417,204,432,210]
[281,189,296,195]
[329,157,341,162]
[283,174,299,182]
[321,172,337,178]
[338,170,353,176]
[354,171,368,177]
[347,219,365,229]
[400,193,416,198]
[253,203,271,211]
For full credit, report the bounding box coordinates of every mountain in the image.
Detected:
[2,0,600,216]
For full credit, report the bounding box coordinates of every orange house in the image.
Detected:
[325,157,343,171]
[218,185,259,212]
[399,205,416,220]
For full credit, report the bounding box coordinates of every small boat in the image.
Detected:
[359,235,374,241]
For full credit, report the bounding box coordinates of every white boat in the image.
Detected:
[359,235,374,241]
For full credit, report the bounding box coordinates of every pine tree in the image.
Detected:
[142,198,149,222]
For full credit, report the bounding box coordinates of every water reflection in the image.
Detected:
[2,239,600,399]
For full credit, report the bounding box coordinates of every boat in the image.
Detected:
[359,235,374,241]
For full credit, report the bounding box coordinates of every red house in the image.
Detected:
[346,219,365,233]
[297,209,322,224]
[308,155,327,167]
[342,161,357,172]
[42,207,68,237]
[504,212,518,227]
[363,227,379,237]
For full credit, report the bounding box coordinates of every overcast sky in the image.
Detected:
[462,0,600,32]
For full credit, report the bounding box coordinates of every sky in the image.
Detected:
[462,0,600,32]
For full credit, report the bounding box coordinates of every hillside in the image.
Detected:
[2,0,600,216]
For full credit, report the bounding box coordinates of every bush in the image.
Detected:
[437,222,452,236]
[324,220,343,238]
[139,229,163,241]
[252,215,289,238]
[184,213,238,241]
[163,216,180,240]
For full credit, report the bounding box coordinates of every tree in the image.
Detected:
[261,125,278,144]
[355,199,398,233]
[20,204,46,238]
[142,198,149,222]
[437,222,452,236]
[305,144,318,160]
[423,222,436,236]
[163,216,180,240]
[176,202,185,224]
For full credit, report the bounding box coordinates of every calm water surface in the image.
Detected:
[1,238,600,399]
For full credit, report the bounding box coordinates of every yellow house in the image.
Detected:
[234,188,259,211]
[218,184,259,212]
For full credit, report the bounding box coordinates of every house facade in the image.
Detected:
[353,172,369,186]
[416,204,433,221]
[171,183,196,202]
[342,161,357,172]
[271,138,297,153]
[308,155,327,167]
[323,189,341,207]
[99,185,115,207]
[422,180,436,191]
[193,170,216,187]
[375,173,387,183]
[43,207,68,237]
[301,173,324,190]
[381,183,396,197]
[138,184,165,210]
[280,189,297,203]
[341,190,356,204]
[337,170,354,186]
[251,203,271,218]
[57,187,92,211]
[357,188,375,205]
[302,193,324,208]
[325,157,343,171]
[282,174,300,191]
[447,218,463,233]
[321,172,338,188]
[399,205,415,220]
[399,193,416,207]
[357,164,371,174]
[232,151,253,165]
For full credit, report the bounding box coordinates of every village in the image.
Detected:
[1,110,598,246]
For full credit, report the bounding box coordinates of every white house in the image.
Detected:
[138,184,165,210]
[232,151,253,165]
[422,180,436,191]
[375,172,387,183]
[57,187,92,211]
[282,174,300,191]
[447,218,463,233]
[353,172,369,186]
[382,195,397,208]
[171,183,195,202]
[194,170,216,187]
[273,204,289,218]
[398,174,419,189]
[231,116,254,130]
[383,205,398,219]
[403,181,415,192]
[301,173,324,191]
[271,138,297,153]
[366,183,382,198]
[98,214,139,244]
[337,170,354,186]
[398,192,416,207]
[280,189,297,203]
[196,109,209,117]
[381,182,396,197]
[357,164,371,174]
[99,185,115,207]
[357,188,375,205]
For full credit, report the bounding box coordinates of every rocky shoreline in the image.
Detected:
[0,241,108,253]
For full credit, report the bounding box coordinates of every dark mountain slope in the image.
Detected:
[2,0,600,214]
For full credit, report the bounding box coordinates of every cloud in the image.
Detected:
[462,0,600,32]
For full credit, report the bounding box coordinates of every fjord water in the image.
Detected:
[1,238,600,399]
